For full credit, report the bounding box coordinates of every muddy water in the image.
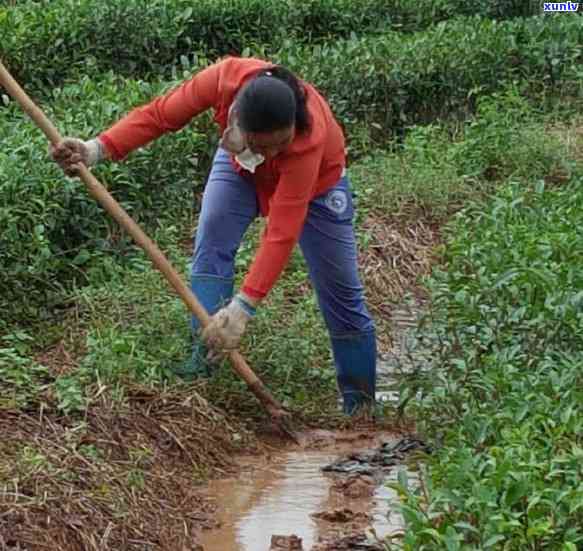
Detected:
[200,303,426,550]
[199,432,407,551]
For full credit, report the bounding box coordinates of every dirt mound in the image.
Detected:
[329,475,376,498]
[311,508,372,524]
[270,534,304,550]
[0,387,253,550]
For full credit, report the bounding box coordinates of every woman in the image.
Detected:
[51,56,377,414]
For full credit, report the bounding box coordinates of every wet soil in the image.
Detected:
[1,294,427,550]
[194,300,428,551]
[198,429,417,551]
[0,388,252,551]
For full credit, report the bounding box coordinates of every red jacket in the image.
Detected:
[99,57,346,299]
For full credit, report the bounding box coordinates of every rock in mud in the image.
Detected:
[330,474,376,498]
[270,534,303,550]
[311,508,372,524]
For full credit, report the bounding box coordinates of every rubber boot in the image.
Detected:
[331,330,377,415]
[172,275,234,380]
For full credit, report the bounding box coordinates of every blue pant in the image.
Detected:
[191,148,376,412]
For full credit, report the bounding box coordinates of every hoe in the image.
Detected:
[0,60,299,443]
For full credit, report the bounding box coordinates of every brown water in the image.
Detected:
[199,431,407,550]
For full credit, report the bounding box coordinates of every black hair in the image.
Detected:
[236,65,311,134]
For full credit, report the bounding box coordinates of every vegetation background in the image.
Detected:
[0,0,581,549]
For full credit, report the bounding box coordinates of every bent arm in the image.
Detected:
[98,62,222,160]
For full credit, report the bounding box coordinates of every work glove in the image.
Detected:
[50,137,105,176]
[202,293,256,362]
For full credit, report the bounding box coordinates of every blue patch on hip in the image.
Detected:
[325,189,348,215]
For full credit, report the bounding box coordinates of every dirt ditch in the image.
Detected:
[0,394,424,551]
[0,204,435,550]
[199,430,426,551]
[0,296,427,551]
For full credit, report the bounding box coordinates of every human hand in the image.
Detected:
[50,137,104,176]
[202,294,256,362]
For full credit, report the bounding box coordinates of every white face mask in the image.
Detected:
[220,106,265,173]
[233,148,265,173]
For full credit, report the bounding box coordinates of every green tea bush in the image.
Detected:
[450,88,572,181]
[349,91,569,224]
[0,73,212,322]
[1,0,546,94]
[3,12,581,135]
[394,179,583,549]
[271,15,583,137]
[0,332,50,408]
[2,12,581,324]
[0,0,433,90]
[430,0,541,19]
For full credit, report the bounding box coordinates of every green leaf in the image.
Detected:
[72,249,91,266]
[484,535,506,547]
[453,522,479,534]
[444,526,461,551]
[397,468,409,490]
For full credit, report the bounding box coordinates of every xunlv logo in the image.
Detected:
[543,2,580,10]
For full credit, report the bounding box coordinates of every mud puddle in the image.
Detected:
[199,431,415,551]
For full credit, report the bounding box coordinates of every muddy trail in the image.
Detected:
[1,193,431,551]
[196,302,428,551]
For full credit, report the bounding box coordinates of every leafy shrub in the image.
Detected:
[3,8,582,325]
[1,1,550,94]
[0,332,50,408]
[450,88,571,181]
[394,178,583,549]
[0,72,212,322]
[0,0,441,90]
[271,16,583,137]
[3,12,581,137]
[430,0,541,19]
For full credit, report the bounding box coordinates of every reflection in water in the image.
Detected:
[200,442,407,551]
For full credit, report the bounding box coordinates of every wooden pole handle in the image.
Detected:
[0,59,286,415]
